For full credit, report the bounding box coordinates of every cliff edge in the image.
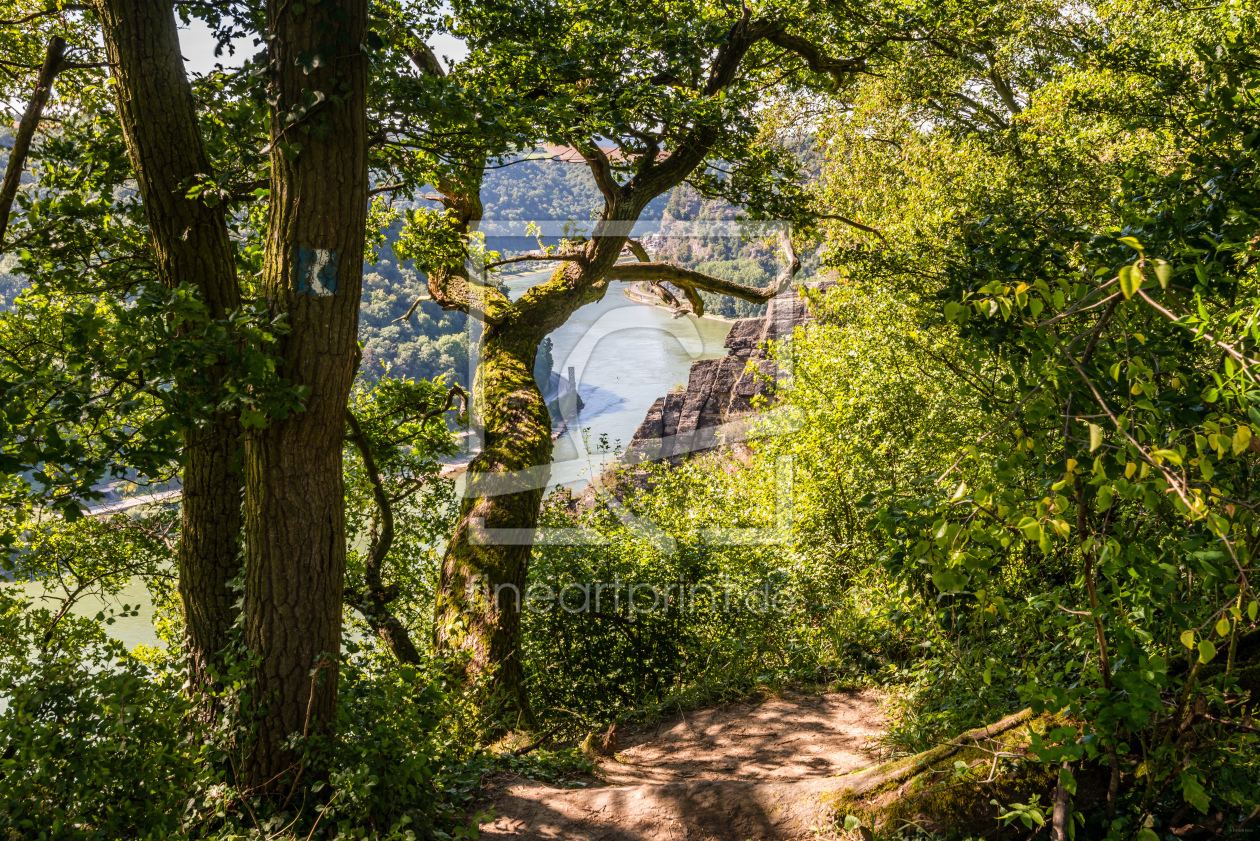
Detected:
[623,282,827,465]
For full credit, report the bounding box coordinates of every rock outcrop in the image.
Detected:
[624,283,824,465]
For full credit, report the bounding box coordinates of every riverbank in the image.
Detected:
[622,281,737,323]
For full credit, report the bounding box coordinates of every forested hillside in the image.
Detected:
[0,2,1257,840]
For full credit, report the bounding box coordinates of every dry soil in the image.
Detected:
[478,688,886,840]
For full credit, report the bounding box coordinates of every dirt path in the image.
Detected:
[478,689,885,840]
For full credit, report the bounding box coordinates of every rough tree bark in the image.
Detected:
[432,261,598,727]
[240,0,368,790]
[96,0,245,709]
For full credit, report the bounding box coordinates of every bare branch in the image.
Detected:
[625,239,651,263]
[406,41,446,78]
[609,228,800,317]
[817,213,886,243]
[574,140,620,206]
[985,53,1023,116]
[944,91,1008,128]
[765,30,867,87]
[367,181,406,196]
[345,410,394,572]
[0,36,65,248]
[392,293,429,324]
[0,4,86,25]
[621,240,684,309]
[229,177,269,200]
[484,253,583,270]
[1137,288,1260,371]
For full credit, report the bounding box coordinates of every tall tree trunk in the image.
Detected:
[432,246,622,726]
[434,327,553,728]
[430,214,796,722]
[241,0,368,790]
[96,0,244,709]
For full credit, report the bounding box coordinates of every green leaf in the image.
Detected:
[1180,630,1196,650]
[1096,487,1114,511]
[1250,601,1259,622]
[1059,766,1077,796]
[944,301,961,320]
[1118,265,1140,299]
[1215,617,1230,638]
[1089,423,1102,452]
[843,815,861,832]
[931,569,968,593]
[1154,261,1172,289]
[1233,425,1251,455]
[1118,236,1144,251]
[1179,771,1210,814]
[1198,640,1216,664]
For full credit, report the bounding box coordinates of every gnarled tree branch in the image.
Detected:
[343,383,466,665]
[765,29,866,86]
[608,228,800,317]
[623,239,683,310]
[573,140,620,207]
[484,253,583,270]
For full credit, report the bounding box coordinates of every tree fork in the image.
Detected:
[423,14,856,723]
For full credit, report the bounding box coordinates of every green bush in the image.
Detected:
[0,634,197,840]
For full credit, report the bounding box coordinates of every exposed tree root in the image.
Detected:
[819,709,1106,838]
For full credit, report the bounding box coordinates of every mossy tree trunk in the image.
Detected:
[395,14,853,725]
[240,0,369,791]
[96,0,244,712]
[428,206,794,726]
[431,259,610,726]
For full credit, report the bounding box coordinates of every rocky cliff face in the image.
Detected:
[624,283,825,465]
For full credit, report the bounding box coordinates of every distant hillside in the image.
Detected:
[481,156,607,224]
[0,148,803,383]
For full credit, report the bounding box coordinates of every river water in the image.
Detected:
[495,268,733,489]
[9,275,733,653]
